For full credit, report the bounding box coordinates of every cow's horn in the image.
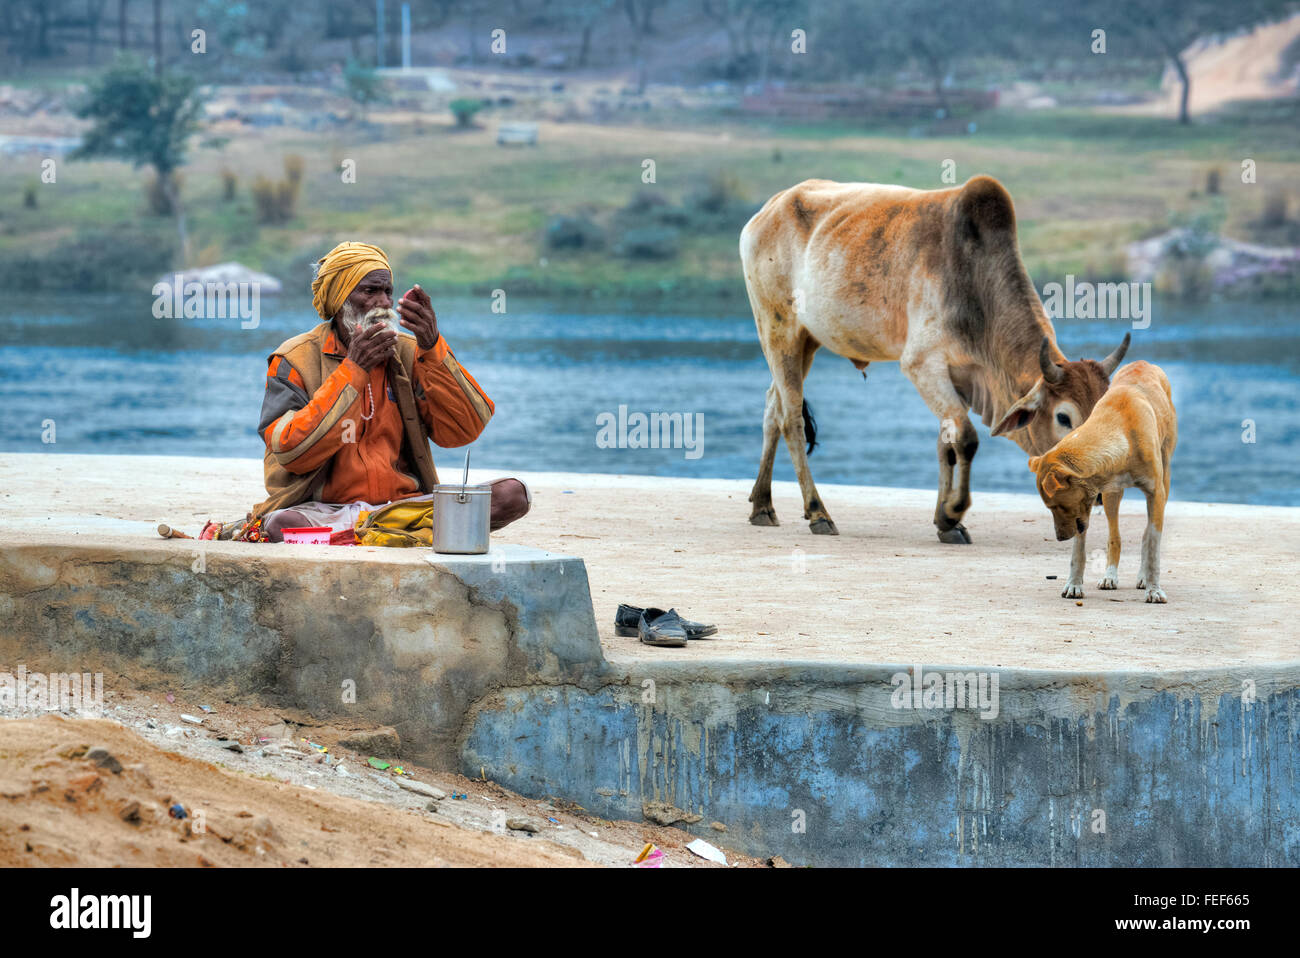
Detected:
[1098,332,1131,376]
[1039,337,1064,384]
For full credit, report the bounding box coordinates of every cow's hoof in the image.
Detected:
[749,509,779,527]
[1145,588,1167,604]
[809,518,839,535]
[936,523,972,544]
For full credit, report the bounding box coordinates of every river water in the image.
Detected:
[1,294,1296,506]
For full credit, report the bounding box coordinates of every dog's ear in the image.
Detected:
[992,382,1043,437]
[1027,455,1041,473]
[1041,466,1071,498]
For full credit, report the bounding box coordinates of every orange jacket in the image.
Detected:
[256,323,494,509]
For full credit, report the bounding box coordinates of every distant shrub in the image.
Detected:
[689,171,745,214]
[276,179,298,218]
[23,180,38,208]
[1078,252,1131,286]
[0,227,176,290]
[450,98,485,128]
[615,176,754,235]
[1261,190,1288,228]
[196,242,224,266]
[1205,167,1221,195]
[1160,258,1213,301]
[617,226,680,260]
[618,189,689,228]
[145,170,182,216]
[220,167,237,201]
[251,176,277,222]
[1244,189,1300,246]
[344,59,387,115]
[684,171,756,229]
[1160,226,1217,301]
[622,189,670,216]
[279,40,310,77]
[545,214,604,250]
[251,156,304,224]
[654,205,692,226]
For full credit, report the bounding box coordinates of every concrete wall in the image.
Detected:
[0,541,607,767]
[4,540,1296,865]
[461,664,1300,866]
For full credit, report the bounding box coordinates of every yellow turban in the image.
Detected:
[311,241,392,320]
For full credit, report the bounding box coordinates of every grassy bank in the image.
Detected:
[2,98,1297,304]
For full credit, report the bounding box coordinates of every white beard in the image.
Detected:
[339,302,400,337]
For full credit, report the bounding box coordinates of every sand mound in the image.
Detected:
[0,715,588,867]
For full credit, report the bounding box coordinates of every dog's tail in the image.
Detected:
[802,399,818,455]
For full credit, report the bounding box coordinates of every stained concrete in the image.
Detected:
[2,453,1298,865]
[0,540,605,767]
[5,453,1296,671]
[462,663,1299,866]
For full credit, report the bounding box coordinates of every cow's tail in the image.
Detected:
[802,399,818,455]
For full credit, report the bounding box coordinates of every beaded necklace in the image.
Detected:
[361,381,375,421]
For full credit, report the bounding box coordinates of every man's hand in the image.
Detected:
[397,284,438,350]
[347,321,398,371]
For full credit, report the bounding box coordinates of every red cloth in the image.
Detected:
[329,527,358,546]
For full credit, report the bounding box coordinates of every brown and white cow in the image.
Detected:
[739,175,1129,542]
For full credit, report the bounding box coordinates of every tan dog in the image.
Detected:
[1027,361,1178,603]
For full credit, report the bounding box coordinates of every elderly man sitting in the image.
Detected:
[250,241,528,542]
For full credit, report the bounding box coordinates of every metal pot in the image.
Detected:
[431,483,491,554]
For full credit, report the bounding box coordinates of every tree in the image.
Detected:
[1025,0,1295,124]
[73,54,205,262]
[753,0,806,88]
[344,57,388,119]
[85,0,111,63]
[449,97,485,126]
[563,0,616,68]
[804,0,1010,108]
[1101,0,1289,124]
[622,0,667,92]
[151,0,161,72]
[701,0,807,85]
[3,0,67,64]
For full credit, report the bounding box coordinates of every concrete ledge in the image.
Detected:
[4,455,1297,866]
[0,540,606,766]
[460,661,1300,866]
[5,535,1297,865]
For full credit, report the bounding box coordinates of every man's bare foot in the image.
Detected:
[489,479,530,531]
[264,509,311,543]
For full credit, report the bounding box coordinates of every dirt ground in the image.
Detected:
[2,453,1296,671]
[0,687,761,868]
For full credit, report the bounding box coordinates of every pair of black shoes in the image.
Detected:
[615,604,718,648]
